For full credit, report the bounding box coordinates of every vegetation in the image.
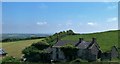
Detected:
[1,39,43,58]
[2,56,20,63]
[2,37,45,42]
[60,44,79,61]
[31,41,49,50]
[22,41,51,62]
[66,30,74,35]
[45,30,75,46]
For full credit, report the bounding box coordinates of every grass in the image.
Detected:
[61,30,119,52]
[0,39,43,58]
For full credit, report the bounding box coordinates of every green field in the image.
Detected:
[0,39,43,58]
[61,30,119,52]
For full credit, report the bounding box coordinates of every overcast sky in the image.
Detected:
[2,2,118,34]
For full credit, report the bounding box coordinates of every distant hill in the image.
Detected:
[61,30,120,52]
[2,33,50,39]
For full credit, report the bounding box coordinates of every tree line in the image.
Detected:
[2,37,45,42]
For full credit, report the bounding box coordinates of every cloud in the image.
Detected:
[87,22,97,26]
[107,5,117,10]
[66,22,72,26]
[57,24,62,27]
[107,17,118,22]
[36,22,47,26]
[103,0,119,2]
[39,3,48,9]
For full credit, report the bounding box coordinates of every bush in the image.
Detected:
[31,41,49,50]
[2,56,20,63]
[22,48,51,62]
[22,46,38,55]
[22,44,51,62]
[60,44,79,61]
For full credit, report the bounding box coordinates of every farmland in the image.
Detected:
[0,39,43,58]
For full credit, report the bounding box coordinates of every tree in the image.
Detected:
[31,41,49,50]
[22,46,51,62]
[60,44,78,61]
[66,30,74,35]
[22,46,37,55]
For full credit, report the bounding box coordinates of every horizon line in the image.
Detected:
[1,29,119,34]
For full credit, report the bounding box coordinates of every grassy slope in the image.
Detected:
[0,39,43,58]
[61,30,119,52]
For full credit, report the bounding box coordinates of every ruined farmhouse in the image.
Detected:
[50,38,101,61]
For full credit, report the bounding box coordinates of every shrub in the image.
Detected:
[31,41,49,50]
[22,48,51,62]
[60,44,79,61]
[22,45,51,62]
[2,56,20,63]
[22,46,38,55]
